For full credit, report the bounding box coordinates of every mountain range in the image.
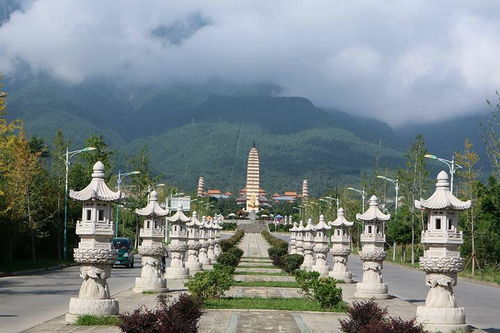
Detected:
[4,73,492,195]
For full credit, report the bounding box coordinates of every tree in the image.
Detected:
[398,135,429,264]
[455,139,480,275]
[484,92,500,177]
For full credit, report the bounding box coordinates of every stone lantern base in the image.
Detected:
[66,297,119,323]
[354,251,389,299]
[300,244,314,271]
[185,260,203,275]
[329,271,353,283]
[354,282,389,299]
[165,266,189,279]
[416,306,469,333]
[133,277,167,293]
[311,247,330,276]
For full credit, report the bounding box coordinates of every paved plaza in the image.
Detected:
[1,231,496,332]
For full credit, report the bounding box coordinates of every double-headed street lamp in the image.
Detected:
[424,154,463,194]
[347,187,367,211]
[115,170,141,237]
[376,176,399,214]
[63,146,96,260]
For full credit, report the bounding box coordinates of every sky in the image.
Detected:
[0,0,499,125]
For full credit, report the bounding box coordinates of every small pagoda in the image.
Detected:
[311,215,331,276]
[289,222,298,254]
[213,215,223,257]
[66,161,121,323]
[354,195,390,299]
[300,219,315,270]
[185,211,203,276]
[415,171,471,333]
[165,209,190,279]
[205,217,217,264]
[133,190,168,293]
[198,216,212,269]
[329,208,354,283]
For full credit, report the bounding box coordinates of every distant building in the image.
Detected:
[206,189,232,199]
[197,177,205,197]
[272,191,299,203]
[302,179,309,198]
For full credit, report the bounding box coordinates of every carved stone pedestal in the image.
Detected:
[165,244,189,279]
[300,243,314,271]
[329,249,353,283]
[199,242,212,269]
[416,258,469,333]
[133,245,167,293]
[311,247,329,276]
[354,251,389,299]
[185,243,203,276]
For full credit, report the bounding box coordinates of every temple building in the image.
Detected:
[272,191,299,203]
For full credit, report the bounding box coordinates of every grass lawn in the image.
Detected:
[231,280,301,288]
[74,315,121,326]
[233,271,288,276]
[205,297,347,312]
[237,265,278,269]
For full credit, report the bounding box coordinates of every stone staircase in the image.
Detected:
[236,220,269,233]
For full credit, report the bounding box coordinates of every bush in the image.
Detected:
[185,268,232,301]
[311,277,343,308]
[261,231,288,251]
[212,263,236,274]
[268,246,288,259]
[217,252,240,267]
[295,270,320,296]
[281,254,304,273]
[118,293,202,333]
[226,247,244,259]
[339,300,424,333]
[75,314,121,326]
[220,230,244,251]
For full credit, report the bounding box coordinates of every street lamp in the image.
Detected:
[376,176,399,214]
[347,187,367,211]
[115,170,141,237]
[324,196,340,211]
[424,154,463,194]
[62,146,96,260]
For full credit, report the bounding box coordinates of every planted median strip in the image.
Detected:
[231,280,301,288]
[205,297,348,312]
[237,265,277,269]
[233,271,288,276]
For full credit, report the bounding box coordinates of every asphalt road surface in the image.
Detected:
[276,233,500,332]
[0,259,142,333]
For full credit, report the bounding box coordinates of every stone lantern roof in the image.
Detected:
[202,216,212,229]
[296,220,304,231]
[356,195,390,221]
[303,219,313,231]
[415,171,471,210]
[70,161,121,202]
[314,215,331,231]
[189,211,204,228]
[135,191,168,217]
[290,222,298,231]
[330,208,354,227]
[166,209,191,223]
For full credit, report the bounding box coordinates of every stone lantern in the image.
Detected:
[289,222,298,254]
[133,190,168,293]
[295,220,305,256]
[206,218,217,263]
[311,215,331,276]
[165,209,190,279]
[66,161,121,323]
[300,219,314,271]
[185,211,203,276]
[329,208,354,283]
[213,215,223,257]
[354,195,390,299]
[415,171,471,333]
[198,216,212,269]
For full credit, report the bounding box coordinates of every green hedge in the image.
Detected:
[261,231,288,251]
[220,230,244,252]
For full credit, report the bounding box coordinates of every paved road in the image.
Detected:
[277,233,500,332]
[0,260,142,333]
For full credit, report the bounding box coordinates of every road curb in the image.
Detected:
[0,262,78,278]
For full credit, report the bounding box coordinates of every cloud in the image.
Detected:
[0,0,499,125]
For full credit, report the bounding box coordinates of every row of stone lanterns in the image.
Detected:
[65,161,223,323]
[289,171,470,332]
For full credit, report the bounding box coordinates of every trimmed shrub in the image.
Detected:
[226,247,244,259]
[295,270,320,296]
[261,231,288,251]
[311,277,343,308]
[118,293,202,333]
[219,240,233,252]
[220,230,245,252]
[212,263,235,274]
[185,268,232,301]
[339,300,423,333]
[268,246,288,259]
[281,254,304,273]
[217,252,239,267]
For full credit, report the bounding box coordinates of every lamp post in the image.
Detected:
[62,146,96,260]
[115,170,141,237]
[424,154,463,194]
[347,187,367,252]
[377,175,399,260]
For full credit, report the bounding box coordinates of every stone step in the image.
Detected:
[237,262,274,267]
[233,275,296,282]
[235,267,282,273]
[225,286,302,298]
